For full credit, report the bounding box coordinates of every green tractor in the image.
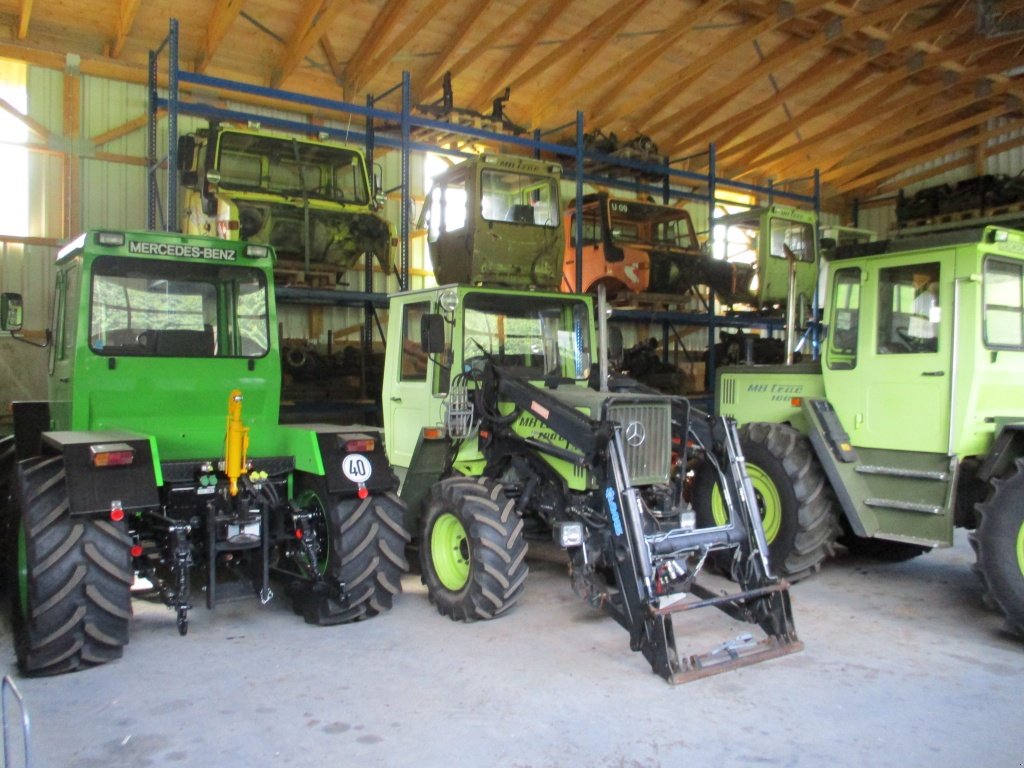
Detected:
[712,224,1024,633]
[0,229,409,676]
[382,283,802,683]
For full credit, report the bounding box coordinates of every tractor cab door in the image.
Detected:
[382,298,447,468]
[824,251,954,453]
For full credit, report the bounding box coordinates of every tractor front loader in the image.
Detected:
[384,284,801,683]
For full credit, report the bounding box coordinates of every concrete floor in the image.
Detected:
[2,529,1021,768]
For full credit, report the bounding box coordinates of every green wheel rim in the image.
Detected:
[17,521,28,620]
[431,513,470,591]
[1016,518,1024,578]
[296,490,330,575]
[711,464,783,544]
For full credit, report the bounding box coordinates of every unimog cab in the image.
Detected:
[179,124,392,277]
[1,229,409,676]
[424,154,564,289]
[563,193,743,299]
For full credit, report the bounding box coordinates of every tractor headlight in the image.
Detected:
[439,289,459,313]
[554,521,584,548]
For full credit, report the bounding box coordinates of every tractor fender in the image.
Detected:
[313,426,400,495]
[977,423,1024,482]
[39,430,159,516]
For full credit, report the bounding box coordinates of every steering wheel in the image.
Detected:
[896,328,936,353]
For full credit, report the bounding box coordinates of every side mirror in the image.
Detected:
[177,134,197,173]
[1,292,23,332]
[421,313,445,355]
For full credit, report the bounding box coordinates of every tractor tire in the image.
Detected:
[970,458,1024,635]
[420,476,528,621]
[291,474,410,625]
[13,455,133,676]
[0,434,15,593]
[693,422,839,581]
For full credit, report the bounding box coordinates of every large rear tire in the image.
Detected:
[693,422,838,581]
[970,459,1024,634]
[13,455,133,676]
[291,474,410,625]
[0,434,15,593]
[420,476,528,621]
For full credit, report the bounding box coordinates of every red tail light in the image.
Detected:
[344,438,376,453]
[91,443,135,467]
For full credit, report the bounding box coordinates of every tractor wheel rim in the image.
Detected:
[296,490,330,575]
[712,464,782,544]
[432,513,470,591]
[17,521,28,620]
[1016,518,1024,579]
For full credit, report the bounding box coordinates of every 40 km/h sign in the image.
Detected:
[342,454,373,483]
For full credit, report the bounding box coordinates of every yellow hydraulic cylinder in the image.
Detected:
[224,388,249,497]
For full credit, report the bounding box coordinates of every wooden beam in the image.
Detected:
[468,0,570,111]
[108,0,142,59]
[875,130,1024,194]
[195,0,246,73]
[17,0,32,40]
[502,0,648,105]
[759,52,1022,177]
[531,0,653,125]
[826,105,1007,186]
[725,29,1017,168]
[838,119,1015,194]
[604,0,830,132]
[320,36,342,83]
[344,0,414,94]
[274,0,345,89]
[412,0,494,105]
[0,96,51,141]
[583,0,732,127]
[654,0,949,146]
[362,0,450,90]
[90,112,155,147]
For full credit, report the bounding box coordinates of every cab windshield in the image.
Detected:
[89,256,269,358]
[462,294,592,380]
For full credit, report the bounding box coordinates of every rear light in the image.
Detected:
[357,485,369,500]
[91,443,135,467]
[110,501,125,522]
[131,544,143,557]
[344,438,376,453]
[422,427,445,440]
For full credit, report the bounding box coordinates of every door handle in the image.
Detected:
[59,377,70,383]
[921,371,944,377]
[390,396,402,402]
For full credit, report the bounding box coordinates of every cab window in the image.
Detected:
[983,257,1024,349]
[876,262,940,354]
[827,267,860,370]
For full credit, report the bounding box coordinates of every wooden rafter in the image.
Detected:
[573,0,732,127]
[195,0,245,73]
[826,104,1007,186]
[468,0,571,111]
[273,0,345,89]
[727,29,1016,168]
[654,0,953,148]
[320,35,342,83]
[17,0,32,40]
[362,0,450,90]
[531,0,654,125]
[875,130,1024,194]
[603,0,830,132]
[108,0,142,59]
[344,0,415,94]
[501,0,648,107]
[411,0,492,105]
[762,52,1023,178]
[0,95,50,141]
[680,11,970,159]
[838,117,1014,194]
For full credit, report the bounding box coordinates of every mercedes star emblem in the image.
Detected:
[625,420,646,447]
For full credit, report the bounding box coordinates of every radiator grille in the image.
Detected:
[608,401,672,485]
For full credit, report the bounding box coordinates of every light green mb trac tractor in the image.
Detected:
[0,229,409,676]
[384,152,803,683]
[711,224,1024,633]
